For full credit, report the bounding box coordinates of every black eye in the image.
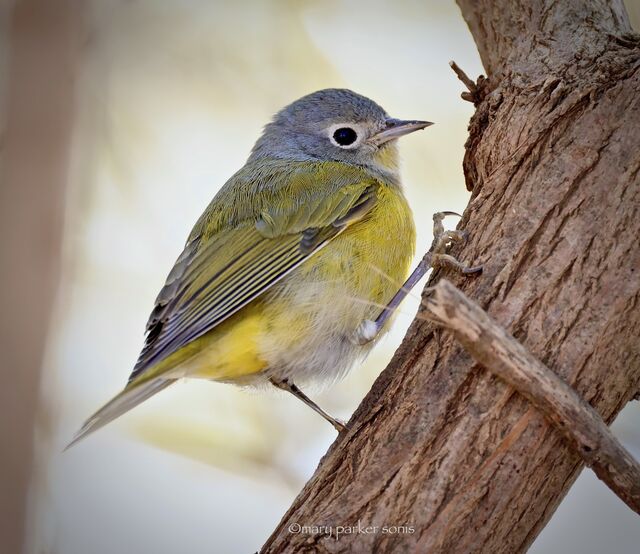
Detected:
[333,127,358,146]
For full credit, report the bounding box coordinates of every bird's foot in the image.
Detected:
[431,211,483,275]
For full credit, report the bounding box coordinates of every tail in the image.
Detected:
[65,378,175,450]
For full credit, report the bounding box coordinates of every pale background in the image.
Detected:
[1,1,638,552]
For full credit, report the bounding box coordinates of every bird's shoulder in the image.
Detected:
[188,158,384,243]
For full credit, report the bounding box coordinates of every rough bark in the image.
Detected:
[0,2,82,553]
[262,1,640,552]
[424,279,640,515]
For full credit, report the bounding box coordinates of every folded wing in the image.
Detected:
[129,164,378,383]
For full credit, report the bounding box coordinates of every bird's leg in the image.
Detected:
[269,377,347,432]
[352,211,482,345]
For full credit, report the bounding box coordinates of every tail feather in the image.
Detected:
[65,378,175,450]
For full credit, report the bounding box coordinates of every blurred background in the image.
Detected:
[0,1,639,553]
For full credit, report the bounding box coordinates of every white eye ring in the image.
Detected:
[328,123,364,149]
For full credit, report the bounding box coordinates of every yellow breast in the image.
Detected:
[172,183,415,384]
[308,183,416,322]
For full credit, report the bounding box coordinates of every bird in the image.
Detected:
[68,88,433,448]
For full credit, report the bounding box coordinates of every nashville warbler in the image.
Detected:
[69,88,433,446]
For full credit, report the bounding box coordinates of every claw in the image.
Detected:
[331,418,348,433]
[462,264,483,275]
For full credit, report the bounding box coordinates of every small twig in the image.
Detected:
[424,279,640,515]
[449,60,477,92]
[449,60,481,103]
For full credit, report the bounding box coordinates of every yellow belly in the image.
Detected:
[164,184,415,383]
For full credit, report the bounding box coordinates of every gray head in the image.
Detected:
[249,89,432,180]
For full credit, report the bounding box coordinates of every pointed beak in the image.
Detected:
[370,118,433,146]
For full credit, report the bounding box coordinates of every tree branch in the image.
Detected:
[448,61,483,104]
[425,279,640,515]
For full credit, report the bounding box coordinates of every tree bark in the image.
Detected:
[262,1,640,552]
